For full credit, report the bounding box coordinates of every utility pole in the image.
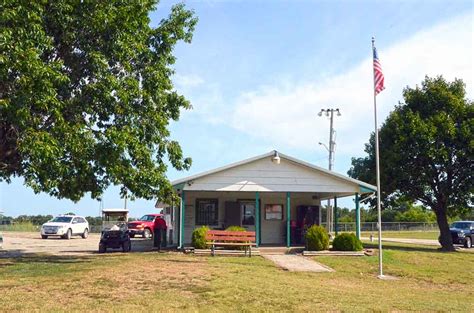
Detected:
[122,187,128,211]
[318,108,341,234]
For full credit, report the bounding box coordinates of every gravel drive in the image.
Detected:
[0,231,154,257]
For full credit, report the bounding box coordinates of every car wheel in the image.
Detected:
[63,228,72,240]
[99,243,106,253]
[122,240,131,253]
[143,228,152,239]
[41,235,48,239]
[82,228,89,239]
[464,237,472,248]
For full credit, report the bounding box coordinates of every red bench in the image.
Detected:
[206,230,256,257]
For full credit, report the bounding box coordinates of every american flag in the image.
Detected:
[373,46,385,95]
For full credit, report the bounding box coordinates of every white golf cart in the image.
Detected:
[99,208,131,253]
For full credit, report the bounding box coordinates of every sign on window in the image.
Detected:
[265,204,283,220]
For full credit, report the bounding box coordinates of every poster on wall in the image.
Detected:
[265,204,283,220]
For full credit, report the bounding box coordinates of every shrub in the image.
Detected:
[191,226,209,249]
[332,233,363,251]
[305,225,329,251]
[225,225,246,250]
[225,225,246,232]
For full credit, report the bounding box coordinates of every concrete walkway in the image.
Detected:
[361,237,440,246]
[262,254,334,272]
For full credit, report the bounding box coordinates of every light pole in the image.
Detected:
[318,108,341,234]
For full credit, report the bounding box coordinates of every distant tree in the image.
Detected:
[0,215,13,225]
[338,215,354,223]
[85,216,102,226]
[0,1,197,202]
[394,206,436,223]
[349,76,473,251]
[13,214,52,225]
[359,207,373,222]
[337,207,355,223]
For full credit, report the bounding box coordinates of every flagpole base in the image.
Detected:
[377,274,399,280]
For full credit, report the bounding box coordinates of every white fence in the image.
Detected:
[0,222,439,233]
[321,222,438,232]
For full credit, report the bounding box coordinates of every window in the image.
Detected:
[265,204,283,220]
[51,216,72,223]
[451,222,471,230]
[139,215,157,222]
[196,199,218,225]
[240,201,256,226]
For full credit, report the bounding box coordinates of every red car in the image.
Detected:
[128,214,163,238]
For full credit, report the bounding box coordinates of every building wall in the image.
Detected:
[183,157,359,193]
[180,191,320,245]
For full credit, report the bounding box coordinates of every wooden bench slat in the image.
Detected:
[206,242,256,246]
[206,237,255,241]
[204,230,256,257]
[206,234,255,238]
[207,230,255,236]
[206,235,255,240]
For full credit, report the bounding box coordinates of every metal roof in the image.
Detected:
[172,150,377,192]
[102,208,129,213]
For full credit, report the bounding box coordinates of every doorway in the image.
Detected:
[240,200,256,232]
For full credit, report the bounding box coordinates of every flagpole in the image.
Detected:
[372,37,384,278]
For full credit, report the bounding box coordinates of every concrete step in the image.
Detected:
[302,250,365,256]
[258,246,304,255]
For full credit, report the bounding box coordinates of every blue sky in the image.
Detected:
[1,0,472,218]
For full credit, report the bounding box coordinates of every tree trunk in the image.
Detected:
[434,205,455,251]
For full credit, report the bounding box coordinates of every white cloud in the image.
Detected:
[229,13,473,157]
[174,73,204,89]
[173,74,234,125]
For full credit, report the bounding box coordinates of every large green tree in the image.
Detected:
[349,76,473,251]
[0,1,197,201]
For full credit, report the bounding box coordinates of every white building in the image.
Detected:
[161,151,376,247]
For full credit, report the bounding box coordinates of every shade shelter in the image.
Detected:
[170,151,376,248]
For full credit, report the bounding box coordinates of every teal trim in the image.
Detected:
[255,192,260,247]
[286,192,291,248]
[334,197,338,236]
[360,185,376,193]
[355,193,360,239]
[173,182,185,191]
[180,191,185,249]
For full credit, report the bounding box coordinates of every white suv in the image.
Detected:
[41,215,89,239]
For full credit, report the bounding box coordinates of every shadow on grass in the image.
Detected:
[153,257,208,265]
[0,250,95,265]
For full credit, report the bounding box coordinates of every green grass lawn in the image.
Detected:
[0,242,471,312]
[360,230,439,240]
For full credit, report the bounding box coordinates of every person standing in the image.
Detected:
[153,216,167,251]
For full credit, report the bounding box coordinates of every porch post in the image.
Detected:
[355,193,360,239]
[255,191,260,247]
[334,196,338,236]
[179,191,185,249]
[286,192,291,248]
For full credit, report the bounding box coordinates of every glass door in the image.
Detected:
[240,201,256,231]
